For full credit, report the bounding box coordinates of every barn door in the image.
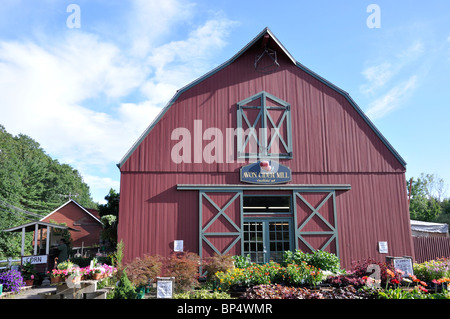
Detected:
[199,190,243,260]
[293,190,339,257]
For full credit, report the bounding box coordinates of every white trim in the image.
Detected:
[40,199,103,226]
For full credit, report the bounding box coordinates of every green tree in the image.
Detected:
[98,189,119,247]
[0,125,97,257]
[408,173,444,222]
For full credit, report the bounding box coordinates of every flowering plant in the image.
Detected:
[413,258,450,282]
[21,262,37,280]
[0,269,25,293]
[48,268,66,278]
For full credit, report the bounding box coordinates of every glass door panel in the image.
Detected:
[243,219,292,263]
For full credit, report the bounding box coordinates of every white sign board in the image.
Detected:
[22,255,48,265]
[157,277,174,299]
[174,240,184,252]
[378,241,388,254]
[393,258,414,277]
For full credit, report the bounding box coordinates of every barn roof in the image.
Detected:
[118,27,406,169]
[40,199,103,225]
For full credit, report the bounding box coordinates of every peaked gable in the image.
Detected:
[118,27,406,170]
[40,200,102,225]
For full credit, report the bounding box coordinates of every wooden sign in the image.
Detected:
[240,160,291,184]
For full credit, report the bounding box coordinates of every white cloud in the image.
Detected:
[0,2,237,202]
[361,41,424,119]
[365,75,418,120]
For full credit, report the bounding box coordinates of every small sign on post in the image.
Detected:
[386,256,414,277]
[157,277,175,299]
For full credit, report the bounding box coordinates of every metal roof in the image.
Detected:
[2,220,79,233]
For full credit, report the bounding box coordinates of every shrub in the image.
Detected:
[232,255,252,269]
[350,258,402,287]
[282,250,310,266]
[0,269,25,293]
[165,252,200,293]
[215,261,326,289]
[202,254,234,283]
[283,250,340,273]
[413,258,450,282]
[309,250,341,273]
[126,254,163,287]
[112,269,137,299]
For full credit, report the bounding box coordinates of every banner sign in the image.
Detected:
[240,160,291,184]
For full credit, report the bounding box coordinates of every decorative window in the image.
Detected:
[237,91,292,159]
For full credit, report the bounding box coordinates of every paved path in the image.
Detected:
[9,286,56,299]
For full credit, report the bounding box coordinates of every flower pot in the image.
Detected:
[92,273,102,280]
[24,279,34,287]
[51,276,62,284]
[136,286,146,299]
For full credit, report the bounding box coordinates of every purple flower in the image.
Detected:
[0,269,25,293]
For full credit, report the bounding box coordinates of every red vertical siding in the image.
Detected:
[118,30,412,269]
[42,202,102,248]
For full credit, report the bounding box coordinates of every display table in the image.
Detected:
[42,280,113,299]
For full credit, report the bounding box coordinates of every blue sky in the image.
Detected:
[0,0,449,203]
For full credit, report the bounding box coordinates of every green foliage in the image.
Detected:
[98,189,119,247]
[98,188,119,218]
[378,287,450,299]
[174,289,231,299]
[283,250,340,273]
[112,269,137,299]
[407,173,446,222]
[232,254,252,269]
[0,125,96,258]
[413,258,450,282]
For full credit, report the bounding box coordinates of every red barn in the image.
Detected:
[40,200,103,248]
[117,28,413,269]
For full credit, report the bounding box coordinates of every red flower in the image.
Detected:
[418,285,428,293]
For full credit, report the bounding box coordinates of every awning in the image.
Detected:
[2,220,79,233]
[411,220,449,234]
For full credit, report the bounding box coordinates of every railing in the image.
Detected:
[0,258,21,271]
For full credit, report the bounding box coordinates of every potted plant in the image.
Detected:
[91,267,104,280]
[21,262,37,287]
[48,269,64,283]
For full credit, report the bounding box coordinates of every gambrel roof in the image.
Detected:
[118,27,406,169]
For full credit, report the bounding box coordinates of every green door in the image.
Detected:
[243,219,293,264]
